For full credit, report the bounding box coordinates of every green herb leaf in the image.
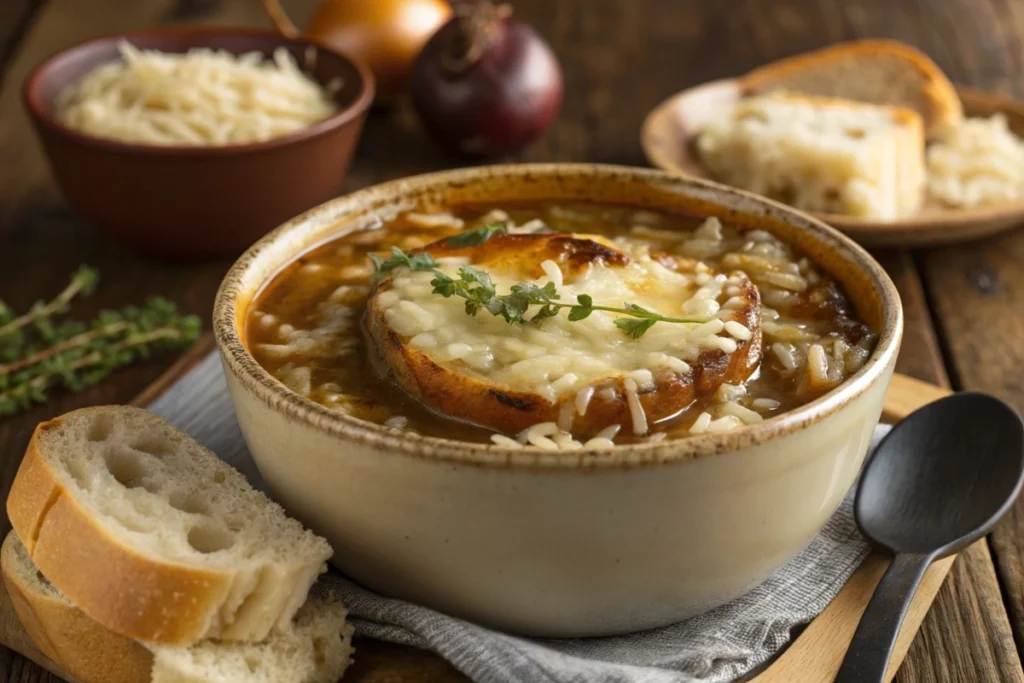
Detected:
[531,304,559,322]
[567,305,592,321]
[567,293,594,321]
[370,247,440,283]
[442,223,507,247]
[430,272,457,297]
[615,316,658,339]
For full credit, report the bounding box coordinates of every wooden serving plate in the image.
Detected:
[0,337,957,683]
[641,80,1024,248]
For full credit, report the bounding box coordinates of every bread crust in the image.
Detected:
[3,531,354,683]
[6,416,233,646]
[2,531,154,683]
[740,39,962,139]
[367,234,763,437]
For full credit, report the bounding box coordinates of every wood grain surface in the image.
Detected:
[2,0,1024,681]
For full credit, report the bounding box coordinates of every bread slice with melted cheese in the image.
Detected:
[367,232,762,439]
[697,93,926,220]
[740,39,963,140]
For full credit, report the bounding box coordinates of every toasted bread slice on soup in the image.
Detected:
[697,93,926,220]
[740,39,963,140]
[367,231,762,439]
[6,405,332,646]
[2,531,353,683]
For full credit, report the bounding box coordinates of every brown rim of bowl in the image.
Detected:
[214,163,903,470]
[22,26,375,157]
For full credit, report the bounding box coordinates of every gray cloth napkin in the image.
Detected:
[149,351,884,683]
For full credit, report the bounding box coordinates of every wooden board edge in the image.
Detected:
[751,554,956,682]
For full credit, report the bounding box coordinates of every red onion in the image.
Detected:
[410,2,563,158]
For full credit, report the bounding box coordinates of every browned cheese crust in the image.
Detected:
[367,233,762,438]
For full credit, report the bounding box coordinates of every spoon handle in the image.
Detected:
[834,552,933,683]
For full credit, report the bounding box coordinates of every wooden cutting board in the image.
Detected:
[0,338,956,683]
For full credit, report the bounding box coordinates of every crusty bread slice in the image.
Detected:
[2,531,354,683]
[740,40,963,140]
[6,406,332,646]
[697,93,926,220]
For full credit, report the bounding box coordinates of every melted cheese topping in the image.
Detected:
[376,239,755,403]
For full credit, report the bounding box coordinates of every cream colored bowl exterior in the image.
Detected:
[225,365,891,636]
[215,164,903,637]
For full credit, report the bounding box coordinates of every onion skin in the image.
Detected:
[411,17,564,158]
[305,0,452,101]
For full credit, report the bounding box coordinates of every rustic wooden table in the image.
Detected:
[2,0,1024,681]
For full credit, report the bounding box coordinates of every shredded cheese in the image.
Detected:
[57,41,339,146]
[377,238,754,403]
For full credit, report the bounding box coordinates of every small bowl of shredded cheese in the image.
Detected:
[23,28,374,260]
[56,41,343,147]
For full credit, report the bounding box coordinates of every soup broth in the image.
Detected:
[247,202,876,448]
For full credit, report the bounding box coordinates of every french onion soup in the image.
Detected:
[246,203,877,449]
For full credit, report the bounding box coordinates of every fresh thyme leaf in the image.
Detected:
[567,293,594,321]
[615,317,658,339]
[458,265,494,291]
[74,265,100,297]
[430,272,457,296]
[442,223,508,247]
[567,305,592,321]
[531,304,559,322]
[370,247,440,283]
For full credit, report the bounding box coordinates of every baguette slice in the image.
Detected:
[740,39,963,140]
[2,532,354,683]
[7,406,332,646]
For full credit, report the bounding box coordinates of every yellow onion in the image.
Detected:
[262,0,452,101]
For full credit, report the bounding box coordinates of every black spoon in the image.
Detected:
[835,392,1024,683]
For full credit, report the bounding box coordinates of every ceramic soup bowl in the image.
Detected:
[213,164,902,637]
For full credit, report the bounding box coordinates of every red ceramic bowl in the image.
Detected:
[23,27,374,261]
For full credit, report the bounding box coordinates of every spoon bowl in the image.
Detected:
[837,392,1024,683]
[857,392,1024,557]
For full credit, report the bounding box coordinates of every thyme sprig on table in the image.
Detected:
[0,267,202,418]
[370,244,708,339]
[0,266,99,362]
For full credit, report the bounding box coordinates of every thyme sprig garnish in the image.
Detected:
[370,246,708,338]
[0,266,99,361]
[0,268,202,418]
